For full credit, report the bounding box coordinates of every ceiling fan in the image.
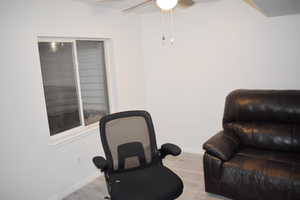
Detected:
[123,0,195,12]
[97,0,195,12]
[97,0,195,44]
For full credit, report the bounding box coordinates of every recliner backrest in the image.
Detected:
[100,110,158,172]
[223,90,300,152]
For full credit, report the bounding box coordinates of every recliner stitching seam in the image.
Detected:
[236,153,300,166]
[291,124,294,152]
[251,122,254,147]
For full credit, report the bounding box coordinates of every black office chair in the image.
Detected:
[93,110,184,200]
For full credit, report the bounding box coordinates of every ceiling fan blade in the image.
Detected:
[122,0,154,12]
[243,0,259,9]
[178,0,195,8]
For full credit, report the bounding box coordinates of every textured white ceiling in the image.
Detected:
[80,0,300,16]
[249,0,300,17]
[81,0,155,10]
[79,0,221,13]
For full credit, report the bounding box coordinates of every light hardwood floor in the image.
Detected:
[64,153,230,200]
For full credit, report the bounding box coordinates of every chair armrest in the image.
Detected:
[159,143,182,159]
[92,156,109,172]
[203,131,239,161]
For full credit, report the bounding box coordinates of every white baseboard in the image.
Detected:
[183,147,204,154]
[48,172,102,200]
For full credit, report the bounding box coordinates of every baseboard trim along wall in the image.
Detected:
[183,147,204,155]
[47,172,102,200]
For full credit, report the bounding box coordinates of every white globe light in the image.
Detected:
[156,0,178,11]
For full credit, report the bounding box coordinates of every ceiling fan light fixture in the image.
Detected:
[156,0,178,11]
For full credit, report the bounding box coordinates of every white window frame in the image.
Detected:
[37,37,115,145]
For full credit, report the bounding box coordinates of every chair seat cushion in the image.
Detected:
[109,164,183,200]
[221,148,300,200]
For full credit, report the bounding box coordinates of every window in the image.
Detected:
[38,39,109,136]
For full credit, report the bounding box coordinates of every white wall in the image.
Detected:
[0,0,145,200]
[2,0,300,199]
[140,0,300,153]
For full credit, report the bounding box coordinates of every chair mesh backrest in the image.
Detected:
[100,111,158,172]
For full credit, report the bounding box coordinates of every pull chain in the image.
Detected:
[160,9,175,45]
[170,9,175,45]
[161,10,166,45]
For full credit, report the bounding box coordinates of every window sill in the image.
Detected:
[48,123,100,147]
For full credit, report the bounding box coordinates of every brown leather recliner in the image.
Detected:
[203,89,300,200]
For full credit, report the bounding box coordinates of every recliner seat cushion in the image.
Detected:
[223,90,300,152]
[204,90,300,200]
[224,122,300,152]
[220,148,300,200]
[109,164,183,200]
[223,90,300,124]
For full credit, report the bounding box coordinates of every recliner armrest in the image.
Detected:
[160,143,182,159]
[93,156,109,172]
[203,131,239,161]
